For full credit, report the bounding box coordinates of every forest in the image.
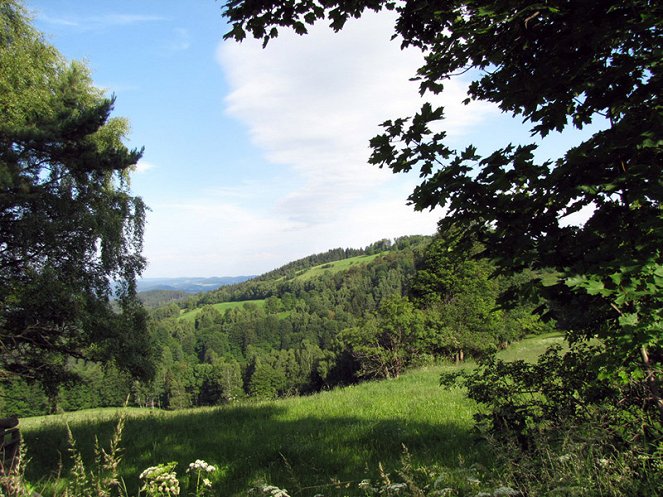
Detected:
[1,235,550,414]
[1,0,661,496]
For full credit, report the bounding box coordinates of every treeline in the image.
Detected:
[1,235,551,415]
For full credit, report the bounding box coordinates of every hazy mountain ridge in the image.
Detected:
[137,276,255,294]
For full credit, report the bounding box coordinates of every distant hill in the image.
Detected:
[136,276,255,294]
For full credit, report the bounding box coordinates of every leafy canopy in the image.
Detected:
[222,0,662,415]
[0,1,152,397]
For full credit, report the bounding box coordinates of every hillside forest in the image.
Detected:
[1,235,551,415]
[1,0,661,496]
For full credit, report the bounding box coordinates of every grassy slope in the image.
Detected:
[178,299,266,322]
[23,368,481,496]
[293,253,383,281]
[176,254,384,322]
[21,334,562,496]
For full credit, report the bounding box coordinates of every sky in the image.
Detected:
[25,0,600,278]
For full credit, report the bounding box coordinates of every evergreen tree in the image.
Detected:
[0,0,152,404]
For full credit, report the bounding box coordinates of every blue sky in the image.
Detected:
[25,1,599,278]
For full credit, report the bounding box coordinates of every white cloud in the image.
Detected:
[36,12,167,30]
[145,10,495,277]
[142,185,440,277]
[134,160,156,174]
[217,11,495,229]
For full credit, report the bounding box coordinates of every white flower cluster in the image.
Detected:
[358,479,373,490]
[187,459,216,474]
[382,483,407,494]
[260,484,290,497]
[492,487,520,496]
[140,466,161,480]
[139,463,180,496]
[140,468,180,496]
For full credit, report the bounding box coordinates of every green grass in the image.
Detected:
[177,255,384,322]
[496,332,565,363]
[21,365,485,497]
[178,299,266,322]
[20,333,566,496]
[294,254,384,281]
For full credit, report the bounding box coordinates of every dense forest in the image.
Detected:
[1,234,549,415]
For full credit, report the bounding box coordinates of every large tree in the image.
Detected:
[0,1,152,402]
[222,0,662,417]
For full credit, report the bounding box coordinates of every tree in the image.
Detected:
[0,1,152,403]
[222,0,662,418]
[340,295,426,379]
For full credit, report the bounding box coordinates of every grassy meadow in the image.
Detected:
[178,299,267,322]
[20,334,562,496]
[293,254,384,282]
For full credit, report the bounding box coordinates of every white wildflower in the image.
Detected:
[557,454,572,463]
[467,476,481,485]
[431,489,454,497]
[384,483,407,494]
[358,480,372,490]
[261,485,290,497]
[493,487,519,496]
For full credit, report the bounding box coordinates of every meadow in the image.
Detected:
[293,254,384,282]
[178,299,267,322]
[21,335,562,496]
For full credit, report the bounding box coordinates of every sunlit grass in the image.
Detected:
[21,334,564,496]
[496,332,565,363]
[22,365,484,497]
[294,254,384,281]
[178,299,266,321]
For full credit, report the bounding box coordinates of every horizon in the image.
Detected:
[26,0,600,277]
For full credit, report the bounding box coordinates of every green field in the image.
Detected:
[20,334,562,496]
[178,299,266,321]
[294,254,384,281]
[22,368,485,496]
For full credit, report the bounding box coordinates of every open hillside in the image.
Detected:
[20,334,564,497]
[2,234,553,416]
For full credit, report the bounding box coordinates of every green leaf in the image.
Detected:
[618,313,639,327]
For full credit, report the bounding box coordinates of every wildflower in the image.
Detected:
[358,480,372,490]
[203,478,212,488]
[383,483,407,494]
[187,459,216,474]
[493,487,519,496]
[261,485,290,497]
[467,476,481,485]
[430,489,454,497]
[557,454,572,463]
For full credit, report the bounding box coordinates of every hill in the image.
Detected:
[2,234,551,417]
[137,276,255,294]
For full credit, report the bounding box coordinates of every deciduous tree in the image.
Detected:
[222,0,662,418]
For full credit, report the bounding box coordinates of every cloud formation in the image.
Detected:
[134,160,156,174]
[217,11,493,228]
[146,10,497,277]
[36,12,166,31]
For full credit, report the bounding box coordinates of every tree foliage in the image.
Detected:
[222,0,663,418]
[0,1,152,400]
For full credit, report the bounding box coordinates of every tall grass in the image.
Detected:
[21,365,487,497]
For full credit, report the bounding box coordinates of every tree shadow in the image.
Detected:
[23,403,488,496]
